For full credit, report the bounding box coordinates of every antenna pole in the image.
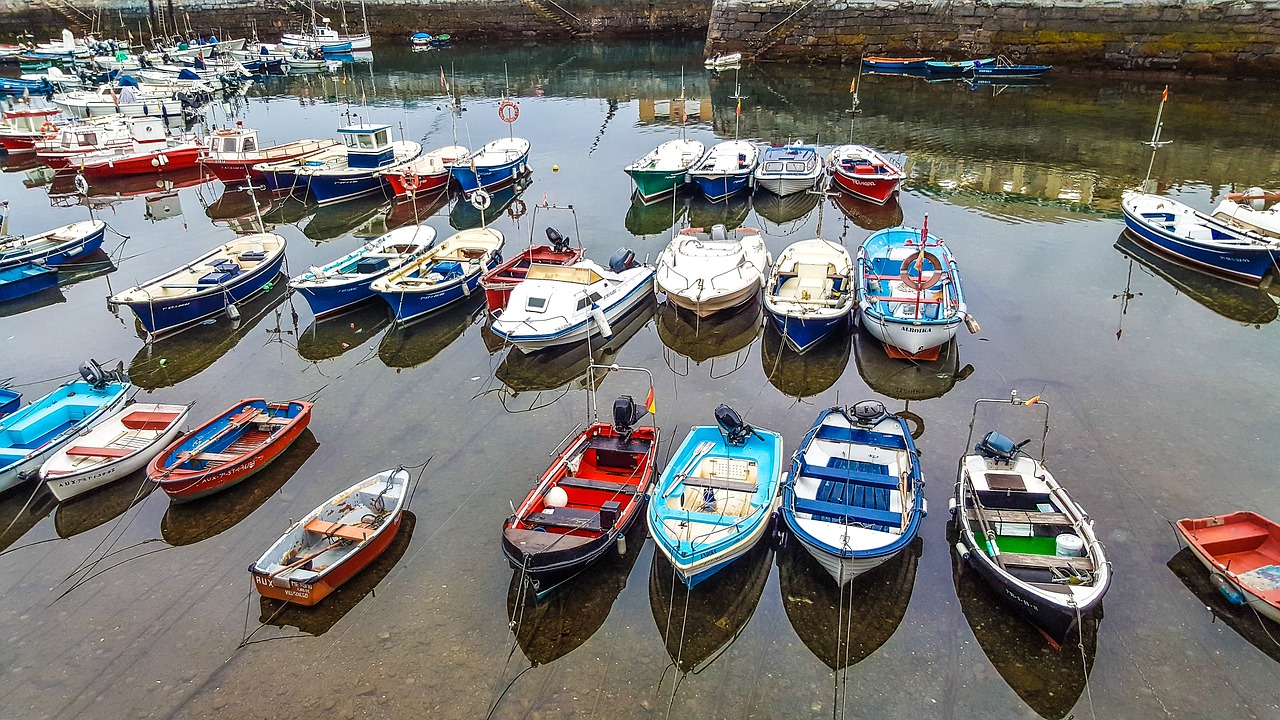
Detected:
[1141,86,1172,187]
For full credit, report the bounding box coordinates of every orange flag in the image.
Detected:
[735,97,741,116]
[645,387,656,414]
[1161,86,1169,102]
[850,78,857,93]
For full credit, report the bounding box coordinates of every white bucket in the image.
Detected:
[1055,533,1084,557]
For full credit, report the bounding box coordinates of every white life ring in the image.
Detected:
[470,189,492,210]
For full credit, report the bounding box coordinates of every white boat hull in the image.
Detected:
[859,306,961,356]
[500,273,654,352]
[1185,541,1280,624]
[42,412,186,501]
[660,280,760,317]
[756,174,821,197]
[0,393,128,494]
[798,535,893,585]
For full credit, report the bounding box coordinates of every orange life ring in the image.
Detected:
[899,251,944,291]
[402,171,420,192]
[507,198,527,220]
[40,121,58,139]
[498,100,519,123]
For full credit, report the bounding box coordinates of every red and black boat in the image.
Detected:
[502,365,658,597]
[150,398,313,502]
[480,221,585,313]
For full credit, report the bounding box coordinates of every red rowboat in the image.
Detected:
[199,125,340,186]
[1175,511,1280,624]
[0,107,62,155]
[480,226,584,313]
[76,138,206,179]
[828,144,905,205]
[250,468,409,606]
[150,398,312,502]
[379,144,468,199]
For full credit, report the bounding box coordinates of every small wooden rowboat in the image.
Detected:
[1176,511,1280,624]
[250,468,409,606]
[149,398,312,502]
[40,402,189,501]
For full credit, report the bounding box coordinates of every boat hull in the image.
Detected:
[492,270,655,352]
[755,175,820,197]
[384,169,448,198]
[115,254,285,339]
[79,145,203,179]
[859,311,961,357]
[628,168,689,203]
[377,257,498,327]
[766,310,849,354]
[451,155,528,194]
[0,265,58,302]
[832,171,901,205]
[41,408,187,501]
[1122,208,1276,284]
[307,172,390,207]
[690,172,752,202]
[0,221,105,271]
[253,512,402,606]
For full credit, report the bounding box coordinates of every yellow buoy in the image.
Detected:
[552,165,559,172]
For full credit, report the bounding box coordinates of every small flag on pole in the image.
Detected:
[440,67,447,90]
[645,387,656,414]
[735,97,741,116]
[850,78,857,93]
[1161,86,1169,102]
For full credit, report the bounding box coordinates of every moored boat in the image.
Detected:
[624,138,705,204]
[655,224,770,317]
[40,403,189,501]
[36,116,171,170]
[449,137,531,194]
[281,22,372,51]
[379,144,468,199]
[371,227,505,326]
[0,106,62,154]
[1212,188,1280,239]
[923,58,994,76]
[480,225,584,313]
[646,405,783,588]
[76,135,206,179]
[972,56,1052,79]
[1175,511,1280,625]
[107,233,287,339]
[289,224,436,319]
[298,123,420,206]
[253,143,348,193]
[150,398,312,502]
[0,264,59,303]
[0,388,19,418]
[199,125,340,186]
[752,144,824,197]
[863,55,933,70]
[828,144,905,205]
[250,468,409,606]
[688,139,758,202]
[952,392,1111,647]
[704,52,742,69]
[762,237,855,353]
[0,219,106,271]
[782,401,925,585]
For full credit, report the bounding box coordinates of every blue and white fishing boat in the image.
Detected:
[0,360,130,493]
[289,224,437,319]
[856,221,972,359]
[752,144,824,197]
[253,144,348,193]
[782,401,925,585]
[370,227,504,326]
[971,56,1052,79]
[0,264,58,302]
[108,233,287,339]
[647,405,783,588]
[923,58,994,77]
[449,137,532,195]
[1122,190,1280,284]
[687,140,759,202]
[0,77,52,96]
[763,238,855,353]
[298,123,421,206]
[0,219,106,271]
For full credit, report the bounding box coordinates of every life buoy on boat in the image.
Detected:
[402,171,420,192]
[507,198,526,220]
[498,99,519,123]
[899,251,943,291]
[40,121,58,139]
[470,189,492,211]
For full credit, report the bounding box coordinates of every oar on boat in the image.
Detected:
[161,404,260,474]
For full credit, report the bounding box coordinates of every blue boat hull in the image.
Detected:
[295,278,381,319]
[122,258,287,338]
[0,379,129,493]
[451,155,526,194]
[0,265,58,302]
[1122,212,1276,283]
[0,388,19,417]
[377,257,498,326]
[766,309,848,353]
[0,224,105,271]
[262,168,305,193]
[307,172,388,206]
[691,172,752,202]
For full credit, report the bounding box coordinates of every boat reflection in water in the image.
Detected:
[1115,231,1279,326]
[0,250,116,319]
[378,294,486,370]
[777,531,921,670]
[853,334,973,401]
[0,485,56,553]
[1166,546,1280,663]
[125,280,291,390]
[204,188,285,234]
[303,196,391,244]
[760,323,851,400]
[830,191,904,232]
[505,519,646,666]
[48,166,208,206]
[494,297,655,393]
[656,296,761,375]
[385,188,451,230]
[686,191,752,231]
[259,510,417,636]
[296,301,393,362]
[160,429,319,546]
[625,189,689,237]
[450,177,531,231]
[752,188,820,229]
[54,472,157,539]
[952,524,1098,720]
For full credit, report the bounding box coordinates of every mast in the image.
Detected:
[1141,85,1172,190]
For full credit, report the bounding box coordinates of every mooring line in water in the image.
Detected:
[1072,600,1098,720]
[484,554,534,720]
[50,544,170,605]
[662,573,695,719]
[0,477,44,544]
[62,475,157,583]
[236,591,293,651]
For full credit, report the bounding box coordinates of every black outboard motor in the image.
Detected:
[715,404,755,446]
[79,359,106,388]
[975,431,1031,464]
[608,247,637,273]
[851,400,887,426]
[613,395,641,443]
[546,227,571,254]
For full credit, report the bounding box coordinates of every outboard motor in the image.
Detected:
[975,431,1030,464]
[608,247,636,273]
[79,359,106,388]
[546,227,570,254]
[613,395,641,443]
[714,404,755,446]
[851,400,887,426]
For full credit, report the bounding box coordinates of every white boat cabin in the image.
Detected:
[337,123,394,169]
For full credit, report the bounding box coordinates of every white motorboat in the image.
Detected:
[655,224,770,317]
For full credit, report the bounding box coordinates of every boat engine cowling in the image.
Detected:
[546,227,571,253]
[609,247,637,273]
[975,431,1030,463]
[851,400,887,426]
[613,395,641,441]
[715,404,754,446]
[79,359,106,388]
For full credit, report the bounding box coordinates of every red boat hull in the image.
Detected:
[831,171,902,205]
[0,133,41,154]
[80,145,204,179]
[384,169,449,199]
[252,513,403,606]
[480,245,586,313]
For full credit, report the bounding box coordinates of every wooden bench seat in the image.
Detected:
[64,445,135,458]
[684,476,758,493]
[305,517,377,542]
[792,497,902,528]
[120,411,182,431]
[813,424,908,450]
[557,476,638,495]
[999,551,1094,572]
[252,414,291,426]
[967,508,1073,526]
[799,462,900,490]
[529,506,602,532]
[186,451,240,463]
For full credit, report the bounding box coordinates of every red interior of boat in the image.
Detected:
[1180,512,1280,577]
[490,247,583,283]
[121,410,182,431]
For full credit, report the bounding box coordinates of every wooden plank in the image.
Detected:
[966,508,1073,526]
[684,476,757,493]
[64,445,134,458]
[304,517,374,542]
[800,462,900,490]
[120,411,181,430]
[999,551,1094,572]
[557,476,638,494]
[188,451,239,463]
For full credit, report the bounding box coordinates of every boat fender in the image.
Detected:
[954,541,970,560]
[74,173,89,195]
[590,304,613,339]
[1247,186,1267,211]
[947,497,957,516]
[1209,572,1247,605]
[545,486,568,508]
[226,303,241,322]
[616,534,627,556]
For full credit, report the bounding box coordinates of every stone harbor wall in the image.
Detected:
[705,0,1280,74]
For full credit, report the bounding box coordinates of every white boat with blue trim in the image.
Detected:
[370,227,504,327]
[298,123,420,206]
[763,238,855,353]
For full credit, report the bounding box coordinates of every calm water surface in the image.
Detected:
[2,41,1280,719]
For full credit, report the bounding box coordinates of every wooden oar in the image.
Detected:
[163,405,259,473]
[268,539,344,580]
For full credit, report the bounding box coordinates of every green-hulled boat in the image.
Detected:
[624,138,705,204]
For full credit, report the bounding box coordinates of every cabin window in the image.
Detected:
[374,129,388,146]
[243,136,256,152]
[525,296,548,313]
[787,161,807,172]
[82,132,97,145]
[576,297,590,311]
[764,162,783,173]
[343,134,358,149]
[588,292,602,304]
[357,133,377,150]
[220,137,238,152]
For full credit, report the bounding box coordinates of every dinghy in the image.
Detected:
[0,264,58,303]
[828,145,905,205]
[704,52,742,70]
[503,366,659,597]
[655,224,770,317]
[952,392,1111,647]
[688,140,758,202]
[856,221,971,360]
[480,225,584,313]
[108,233,287,339]
[762,237,855,353]
[753,144,824,197]
[0,387,19,417]
[40,403,189,501]
[370,227,505,326]
[1176,511,1280,624]
[1123,189,1280,284]
[0,219,106,271]
[289,224,436,319]
[0,360,130,494]
[150,398,312,502]
[490,248,654,353]
[379,144,468,199]
[250,468,410,606]
[782,401,925,585]
[624,138,705,204]
[1212,189,1280,239]
[450,137,531,194]
[647,405,783,587]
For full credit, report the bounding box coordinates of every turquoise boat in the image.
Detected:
[624,138,705,204]
[646,405,783,587]
[0,360,130,493]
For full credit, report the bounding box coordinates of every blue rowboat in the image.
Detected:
[371,227,505,327]
[647,405,783,588]
[763,238,855,353]
[0,77,52,95]
[108,233,287,339]
[972,57,1051,79]
[450,137,531,194]
[688,140,759,202]
[299,123,421,206]
[862,55,933,71]
[320,41,353,54]
[0,388,19,417]
[289,224,437,319]
[0,360,130,493]
[1121,189,1280,284]
[0,264,58,303]
[0,219,106,271]
[782,402,925,586]
[924,58,994,76]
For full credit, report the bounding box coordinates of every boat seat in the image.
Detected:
[120,411,181,431]
[814,424,908,450]
[967,508,1073,526]
[64,445,134,458]
[794,262,833,300]
[799,461,900,490]
[792,496,902,528]
[684,475,757,493]
[999,551,1094,572]
[305,517,378,542]
[529,506,602,532]
[186,451,239,463]
[557,476,638,495]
